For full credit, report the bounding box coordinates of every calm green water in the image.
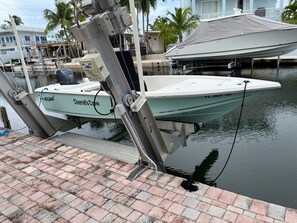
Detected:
[164,69,297,209]
[1,69,297,209]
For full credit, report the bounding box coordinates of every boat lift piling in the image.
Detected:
[0,106,11,129]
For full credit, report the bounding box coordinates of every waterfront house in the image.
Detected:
[0,26,47,63]
[146,31,165,54]
[181,0,285,21]
[46,31,63,44]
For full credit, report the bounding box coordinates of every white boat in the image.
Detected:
[165,14,297,62]
[35,75,280,123]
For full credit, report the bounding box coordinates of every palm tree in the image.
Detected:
[43,0,74,41]
[139,0,158,53]
[4,15,24,26]
[150,16,177,49]
[167,7,199,42]
[282,0,297,24]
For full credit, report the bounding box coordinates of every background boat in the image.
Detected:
[165,14,297,62]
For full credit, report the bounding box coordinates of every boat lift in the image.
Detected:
[0,0,198,179]
[0,69,197,178]
[70,0,186,176]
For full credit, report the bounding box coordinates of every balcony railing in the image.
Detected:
[2,42,17,47]
[200,8,282,21]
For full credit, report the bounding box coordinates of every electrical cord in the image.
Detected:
[38,88,48,107]
[93,83,116,116]
[211,80,249,183]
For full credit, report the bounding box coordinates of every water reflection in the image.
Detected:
[166,149,219,186]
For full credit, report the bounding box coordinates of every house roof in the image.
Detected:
[0,26,44,34]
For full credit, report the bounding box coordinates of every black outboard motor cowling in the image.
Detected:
[55,68,77,85]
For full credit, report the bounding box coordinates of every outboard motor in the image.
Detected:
[55,68,77,85]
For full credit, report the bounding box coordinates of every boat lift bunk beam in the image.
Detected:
[0,71,93,138]
[0,71,56,138]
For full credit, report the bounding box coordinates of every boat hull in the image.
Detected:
[166,29,297,61]
[38,90,260,123]
[36,75,277,123]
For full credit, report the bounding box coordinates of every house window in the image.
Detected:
[36,36,40,41]
[201,0,219,19]
[1,37,4,43]
[24,36,30,41]
[40,36,47,43]
[9,37,13,42]
[6,37,10,42]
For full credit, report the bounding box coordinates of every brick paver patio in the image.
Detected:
[0,131,297,222]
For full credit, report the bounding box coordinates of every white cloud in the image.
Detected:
[0,0,180,31]
[0,0,55,28]
[149,0,180,24]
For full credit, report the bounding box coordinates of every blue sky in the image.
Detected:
[0,0,180,30]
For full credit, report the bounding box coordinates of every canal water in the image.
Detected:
[1,69,297,209]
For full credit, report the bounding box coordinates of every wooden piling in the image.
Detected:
[0,106,11,129]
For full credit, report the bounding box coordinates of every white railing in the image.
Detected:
[2,42,17,47]
[200,7,282,21]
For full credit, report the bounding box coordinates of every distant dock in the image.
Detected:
[0,131,296,222]
[60,54,169,72]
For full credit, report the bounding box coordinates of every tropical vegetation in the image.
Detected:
[0,15,23,30]
[282,0,297,24]
[43,0,75,41]
[150,7,199,48]
[42,1,199,53]
[167,7,199,43]
[150,16,177,49]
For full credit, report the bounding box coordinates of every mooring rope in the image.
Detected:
[211,80,249,183]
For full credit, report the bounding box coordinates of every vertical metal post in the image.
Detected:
[277,55,280,77]
[11,17,33,94]
[129,0,146,98]
[38,46,46,76]
[251,58,254,77]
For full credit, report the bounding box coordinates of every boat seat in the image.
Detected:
[116,51,147,91]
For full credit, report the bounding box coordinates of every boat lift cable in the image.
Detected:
[114,37,137,91]
[211,80,249,183]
